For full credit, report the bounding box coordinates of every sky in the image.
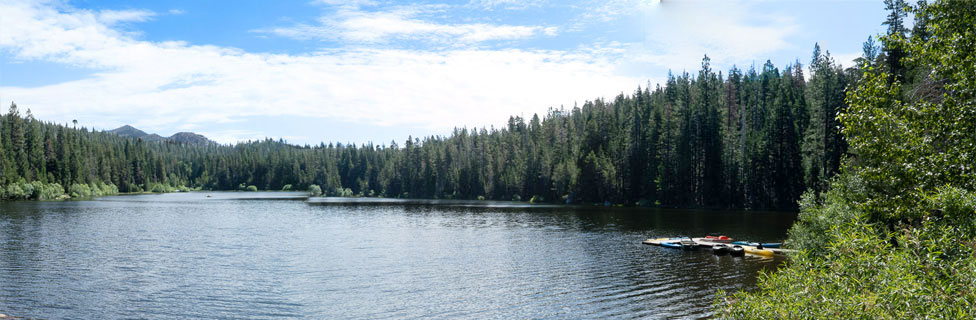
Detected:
[0,0,890,145]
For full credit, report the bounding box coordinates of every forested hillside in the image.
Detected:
[1,47,857,209]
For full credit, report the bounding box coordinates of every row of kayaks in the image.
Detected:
[642,236,793,257]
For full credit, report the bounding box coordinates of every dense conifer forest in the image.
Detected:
[1,44,866,210]
[0,49,854,210]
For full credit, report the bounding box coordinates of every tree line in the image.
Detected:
[2,38,887,211]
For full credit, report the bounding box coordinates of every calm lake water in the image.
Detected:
[0,192,796,319]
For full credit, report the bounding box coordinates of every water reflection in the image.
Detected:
[1,193,795,319]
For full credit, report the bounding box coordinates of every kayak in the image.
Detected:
[660,242,682,249]
[642,237,682,246]
[744,246,776,257]
[701,235,734,243]
[680,239,698,250]
[731,241,782,248]
[692,238,728,246]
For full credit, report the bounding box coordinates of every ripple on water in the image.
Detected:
[0,194,794,319]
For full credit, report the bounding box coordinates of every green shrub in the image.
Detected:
[5,183,26,200]
[282,184,293,191]
[20,182,35,199]
[718,185,976,319]
[512,194,521,202]
[34,182,65,200]
[102,183,119,195]
[89,181,120,196]
[69,183,91,198]
[246,185,258,192]
[308,184,322,196]
[150,183,169,193]
[476,195,485,201]
[529,195,544,203]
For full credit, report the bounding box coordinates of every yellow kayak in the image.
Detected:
[743,246,776,257]
[642,237,680,246]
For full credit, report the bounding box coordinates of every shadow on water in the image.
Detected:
[1,194,797,319]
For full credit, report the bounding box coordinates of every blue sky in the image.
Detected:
[0,0,889,145]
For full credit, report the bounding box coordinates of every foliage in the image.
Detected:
[33,181,66,200]
[4,182,25,200]
[332,187,354,197]
[719,185,976,319]
[146,182,185,193]
[308,184,322,197]
[281,184,292,191]
[69,183,91,198]
[719,0,976,317]
[245,185,258,192]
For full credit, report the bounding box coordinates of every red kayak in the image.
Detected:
[701,235,733,243]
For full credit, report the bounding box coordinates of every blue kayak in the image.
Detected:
[660,242,682,249]
[731,241,782,248]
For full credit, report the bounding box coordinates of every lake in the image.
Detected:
[0,192,796,319]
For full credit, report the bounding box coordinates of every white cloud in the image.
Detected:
[314,0,378,7]
[167,9,185,15]
[468,0,548,10]
[258,5,557,44]
[571,0,798,74]
[97,9,155,25]
[0,0,638,144]
[196,129,269,145]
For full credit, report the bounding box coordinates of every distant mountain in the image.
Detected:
[169,132,211,145]
[107,125,213,145]
[108,125,165,142]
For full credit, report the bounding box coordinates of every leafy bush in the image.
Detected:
[1,181,64,200]
[5,183,26,200]
[33,182,65,200]
[150,183,170,193]
[20,182,35,198]
[246,185,258,192]
[282,184,293,191]
[69,183,91,198]
[98,182,119,196]
[308,184,322,197]
[718,185,976,319]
